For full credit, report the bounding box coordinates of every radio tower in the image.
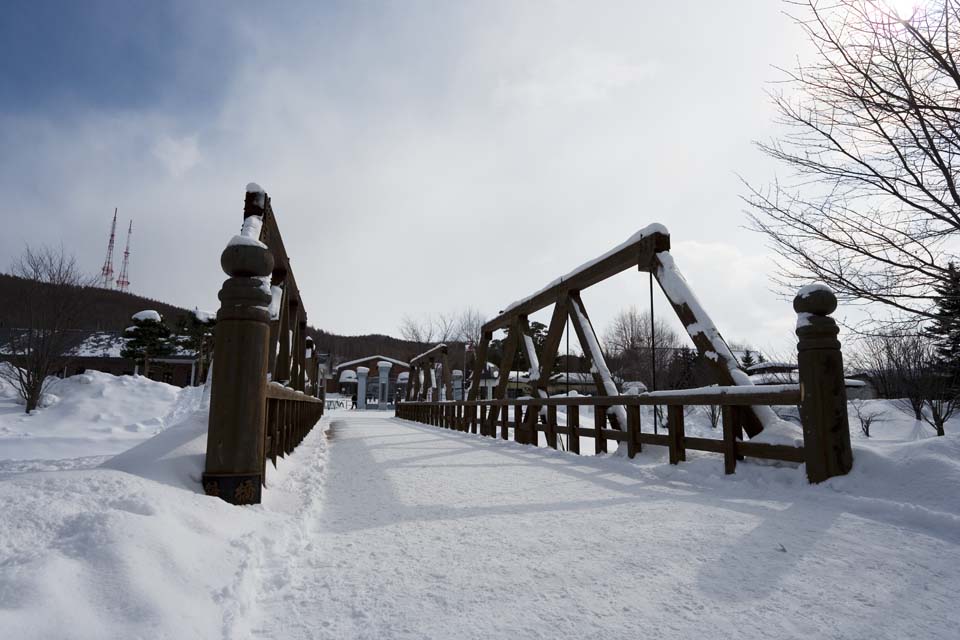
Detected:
[116,220,132,293]
[99,208,118,288]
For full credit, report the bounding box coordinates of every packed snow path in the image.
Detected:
[247,411,957,639]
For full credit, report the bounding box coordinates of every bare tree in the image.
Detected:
[603,306,681,385]
[702,403,722,429]
[401,308,487,347]
[744,1,960,324]
[399,314,436,344]
[850,398,884,437]
[455,307,486,346]
[0,246,91,412]
[433,312,459,343]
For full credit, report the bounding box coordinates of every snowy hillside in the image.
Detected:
[0,374,957,638]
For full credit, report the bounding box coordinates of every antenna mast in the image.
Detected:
[116,220,132,293]
[100,208,118,288]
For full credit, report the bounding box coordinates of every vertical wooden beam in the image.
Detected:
[667,405,685,464]
[546,405,558,449]
[626,404,640,459]
[568,404,580,455]
[594,404,607,454]
[441,351,454,402]
[267,279,285,378]
[722,405,740,475]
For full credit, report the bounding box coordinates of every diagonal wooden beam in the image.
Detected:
[651,252,765,437]
[493,323,520,401]
[531,293,570,396]
[468,331,492,401]
[567,292,626,431]
[483,229,668,332]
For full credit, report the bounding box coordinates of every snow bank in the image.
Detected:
[0,371,182,462]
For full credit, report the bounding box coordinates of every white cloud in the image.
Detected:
[152,134,201,177]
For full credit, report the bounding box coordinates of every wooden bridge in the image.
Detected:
[202,186,852,505]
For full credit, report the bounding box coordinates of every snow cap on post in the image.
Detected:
[794,282,836,315]
[245,182,266,209]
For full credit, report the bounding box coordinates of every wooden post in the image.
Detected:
[594,405,607,454]
[667,405,685,464]
[626,404,640,459]
[202,200,274,505]
[795,285,853,483]
[568,404,580,454]
[546,405,558,449]
[722,405,739,475]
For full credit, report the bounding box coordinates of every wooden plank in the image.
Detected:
[483,231,668,332]
[738,441,806,463]
[500,405,510,440]
[637,432,670,446]
[626,405,640,458]
[684,436,724,454]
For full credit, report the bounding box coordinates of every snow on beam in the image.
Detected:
[410,343,448,366]
[483,225,670,332]
[652,251,778,437]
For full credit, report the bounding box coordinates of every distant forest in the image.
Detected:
[0,274,454,368]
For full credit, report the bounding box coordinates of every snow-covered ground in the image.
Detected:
[0,370,183,467]
[0,374,958,639]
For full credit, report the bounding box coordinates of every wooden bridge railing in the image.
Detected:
[399,259,853,484]
[202,184,324,505]
[398,386,805,476]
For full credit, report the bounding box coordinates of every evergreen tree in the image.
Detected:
[121,311,175,377]
[175,311,216,385]
[740,350,756,369]
[924,262,960,370]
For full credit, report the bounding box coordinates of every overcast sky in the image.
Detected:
[1,1,827,356]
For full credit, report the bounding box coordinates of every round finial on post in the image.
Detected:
[221,243,274,279]
[793,283,837,316]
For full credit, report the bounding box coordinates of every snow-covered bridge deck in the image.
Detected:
[249,410,957,639]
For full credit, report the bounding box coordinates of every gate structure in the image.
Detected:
[400,224,853,483]
[202,184,324,505]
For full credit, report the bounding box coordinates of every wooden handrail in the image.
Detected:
[400,384,800,408]
[266,381,325,403]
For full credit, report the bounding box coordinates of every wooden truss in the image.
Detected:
[252,193,317,394]
[407,343,453,402]
[468,226,767,438]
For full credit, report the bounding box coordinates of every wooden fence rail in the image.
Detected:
[202,185,324,505]
[399,284,853,484]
